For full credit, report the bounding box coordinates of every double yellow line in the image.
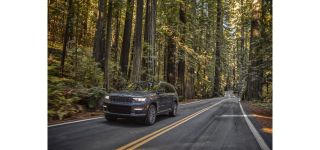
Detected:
[116,99,227,150]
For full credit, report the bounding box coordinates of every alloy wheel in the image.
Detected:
[148,105,156,124]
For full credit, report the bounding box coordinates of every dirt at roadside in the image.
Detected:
[242,101,272,135]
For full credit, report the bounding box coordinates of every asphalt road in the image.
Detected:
[48,91,272,150]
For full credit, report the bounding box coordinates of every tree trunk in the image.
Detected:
[104,0,113,91]
[120,0,134,78]
[237,0,245,96]
[142,0,156,81]
[151,0,157,80]
[112,6,121,64]
[246,0,262,101]
[178,1,186,99]
[82,0,90,46]
[185,0,197,99]
[93,0,106,68]
[60,0,74,76]
[233,53,236,90]
[163,37,167,81]
[212,0,223,97]
[130,0,144,82]
[166,34,176,85]
[142,0,151,81]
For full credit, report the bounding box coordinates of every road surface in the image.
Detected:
[48,91,272,150]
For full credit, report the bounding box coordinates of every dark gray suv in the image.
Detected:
[102,81,178,125]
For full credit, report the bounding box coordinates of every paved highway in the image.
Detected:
[48,91,272,150]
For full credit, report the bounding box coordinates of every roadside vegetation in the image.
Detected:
[48,0,272,121]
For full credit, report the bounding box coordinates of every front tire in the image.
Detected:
[169,102,177,117]
[145,104,156,125]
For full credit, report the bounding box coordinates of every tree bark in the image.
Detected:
[141,0,151,81]
[112,6,121,64]
[120,0,134,78]
[104,0,113,91]
[246,0,262,101]
[130,0,144,82]
[60,0,75,76]
[151,0,157,79]
[212,0,223,97]
[178,1,186,98]
[93,0,106,68]
[166,34,176,85]
[142,0,156,81]
[82,0,90,46]
[185,0,197,99]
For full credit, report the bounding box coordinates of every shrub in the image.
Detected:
[48,46,106,120]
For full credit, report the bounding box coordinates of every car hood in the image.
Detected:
[108,91,155,98]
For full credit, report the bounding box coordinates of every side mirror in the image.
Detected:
[156,89,164,95]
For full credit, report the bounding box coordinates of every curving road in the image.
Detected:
[48,91,272,150]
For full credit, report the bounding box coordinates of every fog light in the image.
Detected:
[103,105,107,111]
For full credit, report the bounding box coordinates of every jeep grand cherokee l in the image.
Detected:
[102,81,178,125]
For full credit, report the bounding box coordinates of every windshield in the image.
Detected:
[124,82,158,92]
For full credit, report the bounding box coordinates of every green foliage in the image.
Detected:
[109,60,128,92]
[48,76,80,120]
[47,0,272,120]
[48,46,105,120]
[251,101,272,110]
[66,47,104,87]
[86,87,107,110]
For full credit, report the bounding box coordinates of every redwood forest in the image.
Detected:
[48,0,272,120]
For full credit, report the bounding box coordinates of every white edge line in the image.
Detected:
[239,100,271,150]
[48,116,104,128]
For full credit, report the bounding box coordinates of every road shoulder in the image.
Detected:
[241,101,273,149]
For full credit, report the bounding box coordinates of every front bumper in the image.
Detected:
[103,103,148,118]
[104,112,146,118]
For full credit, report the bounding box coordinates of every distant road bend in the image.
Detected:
[48,91,272,150]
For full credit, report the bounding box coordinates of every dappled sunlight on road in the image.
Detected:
[218,113,273,135]
[262,128,272,134]
[252,114,272,119]
[218,114,272,119]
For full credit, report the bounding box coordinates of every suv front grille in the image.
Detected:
[110,96,133,103]
[107,104,132,114]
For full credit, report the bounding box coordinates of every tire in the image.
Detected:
[105,115,117,122]
[145,104,156,125]
[169,102,177,117]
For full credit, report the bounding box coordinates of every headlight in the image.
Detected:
[104,96,110,103]
[133,98,146,102]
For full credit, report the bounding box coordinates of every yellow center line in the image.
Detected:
[116,111,197,149]
[116,107,204,150]
[128,108,209,149]
[117,99,228,150]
